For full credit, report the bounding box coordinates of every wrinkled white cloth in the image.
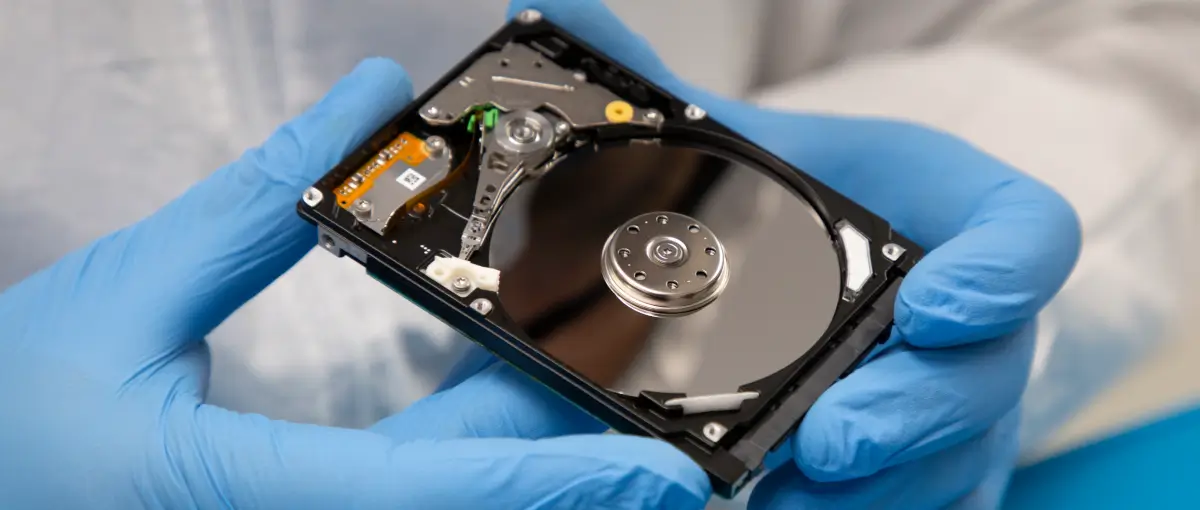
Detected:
[1,0,1196,480]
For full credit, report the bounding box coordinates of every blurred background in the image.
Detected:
[2,0,1199,506]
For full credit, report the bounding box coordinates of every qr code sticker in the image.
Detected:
[396,168,427,190]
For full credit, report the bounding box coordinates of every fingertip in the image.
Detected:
[792,410,873,483]
[345,57,413,100]
[321,56,413,124]
[247,56,412,191]
[1037,181,1084,262]
[542,435,712,508]
[895,178,1083,349]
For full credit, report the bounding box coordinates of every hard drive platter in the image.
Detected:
[487,146,844,399]
[297,10,921,497]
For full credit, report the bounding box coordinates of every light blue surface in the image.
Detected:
[0,57,710,509]
[1005,406,1200,509]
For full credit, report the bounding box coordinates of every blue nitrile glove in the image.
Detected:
[0,58,710,509]
[505,2,1083,508]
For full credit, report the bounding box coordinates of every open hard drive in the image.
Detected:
[297,9,921,498]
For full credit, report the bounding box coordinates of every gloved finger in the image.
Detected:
[750,409,1019,510]
[434,342,499,393]
[370,361,604,440]
[163,403,709,509]
[513,0,1081,348]
[30,58,411,366]
[794,323,1035,482]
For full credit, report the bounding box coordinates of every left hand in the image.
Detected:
[0,57,709,509]
[507,1,1081,508]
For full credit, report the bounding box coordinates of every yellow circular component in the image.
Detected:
[605,100,635,123]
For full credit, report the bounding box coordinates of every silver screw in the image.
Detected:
[354,199,373,213]
[425,136,447,158]
[424,105,441,118]
[470,298,494,315]
[508,118,538,144]
[644,110,662,123]
[572,71,587,82]
[516,9,543,24]
[649,238,686,266]
[554,121,571,137]
[684,104,707,121]
[882,243,906,261]
[302,187,323,206]
[702,422,727,443]
[452,277,472,292]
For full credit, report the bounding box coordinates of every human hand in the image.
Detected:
[505,1,1081,508]
[0,58,710,509]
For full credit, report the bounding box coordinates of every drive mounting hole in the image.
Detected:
[634,271,647,281]
[656,215,669,224]
[667,280,679,289]
[696,270,708,279]
[705,247,717,256]
[688,225,701,233]
[627,225,640,234]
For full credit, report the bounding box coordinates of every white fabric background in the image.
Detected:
[2,4,1197,503]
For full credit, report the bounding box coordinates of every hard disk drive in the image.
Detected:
[297,10,922,498]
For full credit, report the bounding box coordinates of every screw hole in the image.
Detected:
[485,184,497,193]
[705,247,717,256]
[534,61,543,68]
[696,270,708,279]
[667,280,679,289]
[634,271,647,281]
[627,225,640,234]
[500,59,510,67]
[618,248,631,258]
[656,215,668,224]
[688,225,701,233]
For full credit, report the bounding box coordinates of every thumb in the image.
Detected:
[370,362,606,440]
[163,403,710,509]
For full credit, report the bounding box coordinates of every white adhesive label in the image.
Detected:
[396,168,427,190]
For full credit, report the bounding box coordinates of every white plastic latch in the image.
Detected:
[663,391,760,415]
[423,256,501,296]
